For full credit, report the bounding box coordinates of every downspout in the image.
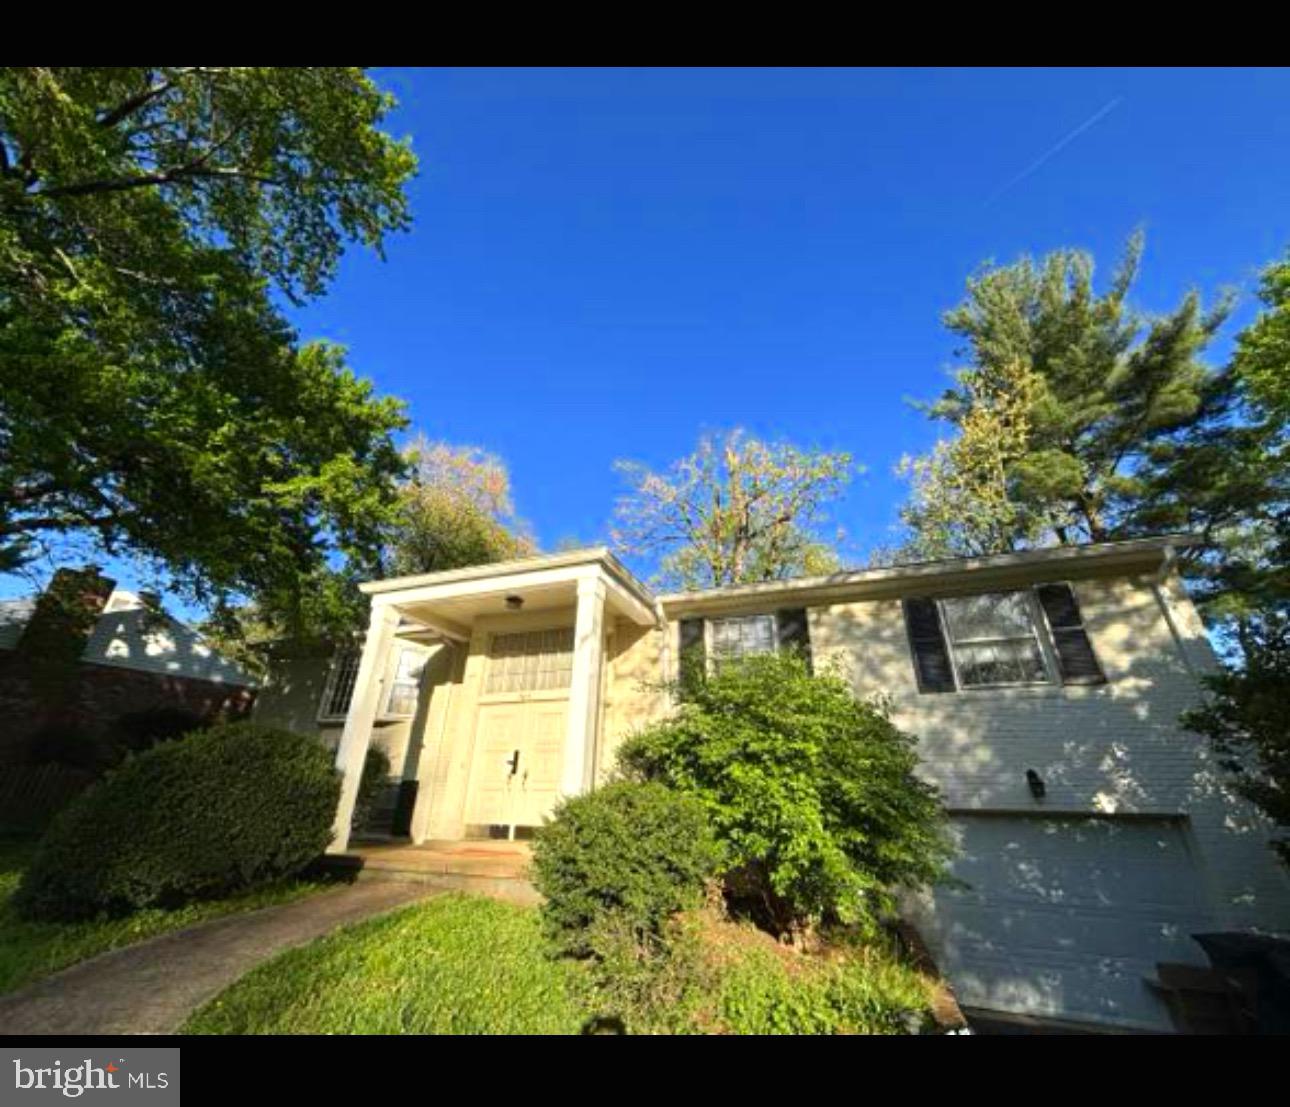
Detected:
[1150,543,1198,678]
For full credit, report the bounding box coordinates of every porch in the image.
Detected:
[328,549,660,854]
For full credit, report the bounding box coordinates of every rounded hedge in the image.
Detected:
[15,722,340,921]
[531,780,720,958]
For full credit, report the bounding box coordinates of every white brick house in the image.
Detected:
[253,535,1290,1031]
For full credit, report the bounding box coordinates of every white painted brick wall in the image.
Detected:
[808,570,1290,933]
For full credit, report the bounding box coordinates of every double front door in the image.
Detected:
[466,699,567,835]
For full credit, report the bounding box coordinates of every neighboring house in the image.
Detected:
[253,537,1290,1032]
[0,567,255,762]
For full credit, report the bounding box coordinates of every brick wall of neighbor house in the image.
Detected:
[798,566,1290,932]
[0,652,254,762]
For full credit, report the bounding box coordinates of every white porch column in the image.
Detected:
[328,600,399,853]
[562,575,607,798]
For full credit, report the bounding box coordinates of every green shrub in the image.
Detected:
[573,908,935,1035]
[15,722,339,921]
[107,706,209,756]
[619,651,953,939]
[532,781,720,958]
[352,746,392,831]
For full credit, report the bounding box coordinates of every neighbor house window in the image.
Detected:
[485,628,575,694]
[710,614,778,668]
[384,647,427,717]
[938,590,1049,688]
[319,649,361,720]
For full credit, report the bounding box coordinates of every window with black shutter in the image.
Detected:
[677,617,706,693]
[903,598,957,693]
[775,608,812,672]
[1035,583,1105,685]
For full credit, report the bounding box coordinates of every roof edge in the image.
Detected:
[659,534,1198,611]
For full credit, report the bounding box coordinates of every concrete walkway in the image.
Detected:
[0,882,432,1035]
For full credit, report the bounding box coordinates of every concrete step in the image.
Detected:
[336,842,541,908]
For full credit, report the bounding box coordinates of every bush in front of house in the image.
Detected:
[107,706,210,756]
[532,780,720,959]
[352,745,392,832]
[618,650,954,941]
[15,722,340,921]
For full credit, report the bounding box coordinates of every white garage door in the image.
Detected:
[910,815,1215,1030]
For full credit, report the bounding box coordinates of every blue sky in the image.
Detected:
[9,67,1290,604]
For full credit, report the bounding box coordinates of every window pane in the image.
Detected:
[485,628,575,694]
[711,615,776,665]
[942,591,1034,640]
[323,650,360,717]
[940,591,1048,687]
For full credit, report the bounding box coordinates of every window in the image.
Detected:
[939,590,1048,688]
[384,647,427,716]
[319,649,360,720]
[710,614,777,667]
[485,628,574,694]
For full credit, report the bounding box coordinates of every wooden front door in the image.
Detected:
[466,699,568,834]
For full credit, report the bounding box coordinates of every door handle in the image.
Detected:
[506,749,520,777]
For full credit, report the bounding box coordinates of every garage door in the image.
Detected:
[909,815,1215,1030]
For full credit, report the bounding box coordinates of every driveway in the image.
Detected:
[0,882,432,1035]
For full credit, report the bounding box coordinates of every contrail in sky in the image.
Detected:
[986,96,1124,205]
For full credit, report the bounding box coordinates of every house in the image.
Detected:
[252,536,1290,1032]
[0,567,255,764]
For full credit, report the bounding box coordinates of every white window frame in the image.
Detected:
[382,645,427,719]
[936,589,1055,691]
[707,613,779,670]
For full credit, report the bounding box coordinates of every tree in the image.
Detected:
[1234,253,1290,422]
[386,436,535,576]
[1182,613,1290,866]
[1,67,416,609]
[1129,251,1290,625]
[613,429,852,590]
[896,360,1048,559]
[895,234,1229,557]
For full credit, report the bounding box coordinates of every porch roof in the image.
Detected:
[361,547,659,641]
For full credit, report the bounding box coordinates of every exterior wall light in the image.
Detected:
[1026,769,1046,800]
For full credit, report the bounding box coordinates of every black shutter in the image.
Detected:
[1036,583,1105,685]
[775,608,812,672]
[903,598,956,693]
[677,617,705,695]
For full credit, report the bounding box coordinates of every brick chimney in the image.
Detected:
[19,565,116,688]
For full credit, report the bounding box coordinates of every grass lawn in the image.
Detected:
[185,893,938,1035]
[186,893,584,1034]
[0,838,332,997]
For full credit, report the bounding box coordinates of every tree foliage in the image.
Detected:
[897,360,1047,559]
[896,234,1229,558]
[1,67,415,607]
[618,652,953,940]
[1182,614,1290,866]
[386,435,535,577]
[613,429,852,590]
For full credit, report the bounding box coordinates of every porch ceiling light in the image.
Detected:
[505,594,524,611]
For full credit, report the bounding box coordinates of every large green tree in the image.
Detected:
[613,429,852,590]
[386,435,535,576]
[896,234,1229,559]
[1,67,415,617]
